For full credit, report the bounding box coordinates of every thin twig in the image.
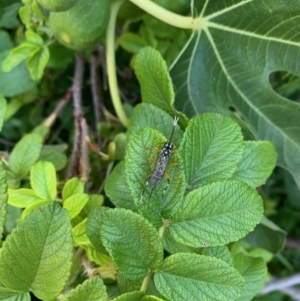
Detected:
[280,287,300,300]
[97,44,108,90]
[67,53,84,178]
[90,49,102,145]
[80,117,89,186]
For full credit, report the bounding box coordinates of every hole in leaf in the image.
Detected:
[269,71,300,102]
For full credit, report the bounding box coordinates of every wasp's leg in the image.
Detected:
[162,171,171,198]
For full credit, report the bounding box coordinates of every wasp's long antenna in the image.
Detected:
[168,116,179,143]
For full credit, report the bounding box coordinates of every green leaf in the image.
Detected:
[62,177,84,201]
[63,193,89,219]
[104,161,136,211]
[154,253,244,301]
[232,141,277,187]
[125,127,185,228]
[179,113,244,190]
[26,46,50,81]
[85,194,104,213]
[0,30,13,51]
[21,200,49,220]
[72,218,90,246]
[134,47,174,112]
[25,30,44,46]
[170,1,300,188]
[0,160,7,242]
[245,216,286,254]
[38,147,67,171]
[47,44,74,69]
[8,133,43,178]
[0,202,73,300]
[100,208,164,280]
[61,277,107,301]
[0,288,30,301]
[119,32,147,53]
[0,95,6,132]
[142,296,166,301]
[113,291,144,301]
[202,246,233,266]
[127,103,183,147]
[169,180,264,247]
[30,161,57,201]
[86,207,109,253]
[0,51,35,97]
[8,188,43,208]
[233,254,267,301]
[2,42,37,72]
[0,2,21,29]
[84,247,112,265]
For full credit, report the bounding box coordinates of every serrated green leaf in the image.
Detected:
[125,127,185,228]
[61,277,107,301]
[127,103,183,147]
[162,228,200,254]
[0,95,6,132]
[233,254,267,301]
[0,202,73,300]
[86,207,109,253]
[0,160,7,242]
[0,288,30,301]
[232,141,277,187]
[38,147,67,171]
[170,1,300,189]
[72,218,90,247]
[63,193,89,219]
[202,246,233,266]
[30,161,57,201]
[179,113,244,190]
[62,177,84,201]
[101,208,164,280]
[113,291,144,301]
[154,253,244,301]
[245,216,286,254]
[8,133,43,178]
[26,46,49,81]
[134,47,174,112]
[169,180,264,247]
[8,188,43,208]
[21,200,49,220]
[104,161,136,211]
[85,194,104,213]
[119,32,147,53]
[2,42,37,72]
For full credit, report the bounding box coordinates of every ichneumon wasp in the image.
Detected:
[140,116,179,204]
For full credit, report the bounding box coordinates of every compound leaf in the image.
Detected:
[179,113,244,190]
[8,133,43,178]
[0,202,73,300]
[100,208,163,280]
[154,253,244,301]
[232,141,277,187]
[169,180,264,247]
[171,0,300,188]
[30,161,57,201]
[61,277,107,301]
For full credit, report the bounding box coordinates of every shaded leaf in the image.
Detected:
[119,32,147,53]
[232,141,277,187]
[0,95,6,132]
[0,160,7,242]
[101,208,163,280]
[0,202,73,300]
[39,147,67,171]
[154,253,244,301]
[169,180,264,247]
[8,133,43,178]
[233,254,267,301]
